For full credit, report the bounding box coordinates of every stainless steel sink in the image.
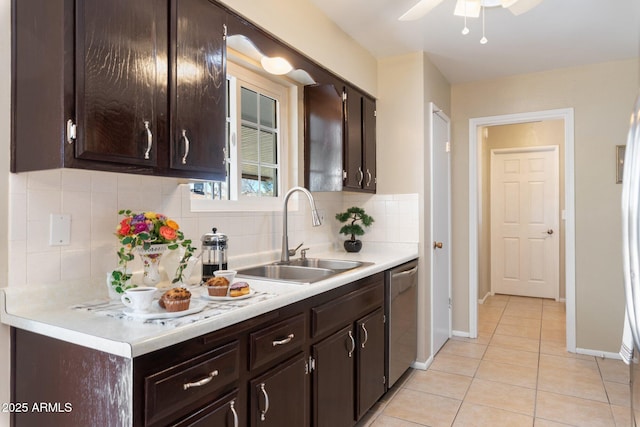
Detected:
[275,258,365,271]
[237,258,372,284]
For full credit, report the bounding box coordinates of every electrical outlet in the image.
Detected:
[50,214,71,246]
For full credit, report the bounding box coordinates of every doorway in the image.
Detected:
[468,108,576,353]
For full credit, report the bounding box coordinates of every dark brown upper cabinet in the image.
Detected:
[343,85,377,193]
[12,0,227,181]
[170,0,226,176]
[304,84,344,192]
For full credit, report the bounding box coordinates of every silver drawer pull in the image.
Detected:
[366,169,372,186]
[272,333,294,346]
[230,399,238,427]
[183,369,219,390]
[347,330,355,358]
[259,382,270,421]
[358,167,364,186]
[360,323,368,348]
[181,129,190,164]
[143,120,153,159]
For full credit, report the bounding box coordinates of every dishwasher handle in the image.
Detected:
[391,266,418,280]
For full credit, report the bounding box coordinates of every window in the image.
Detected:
[190,62,291,208]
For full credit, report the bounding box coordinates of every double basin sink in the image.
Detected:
[236,258,372,284]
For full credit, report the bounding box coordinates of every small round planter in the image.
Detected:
[344,239,363,253]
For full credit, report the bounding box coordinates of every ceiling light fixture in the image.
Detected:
[399,0,544,44]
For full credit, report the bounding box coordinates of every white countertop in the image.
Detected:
[0,243,418,358]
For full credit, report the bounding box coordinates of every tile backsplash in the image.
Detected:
[8,169,418,290]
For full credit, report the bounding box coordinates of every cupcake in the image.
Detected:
[206,276,230,297]
[229,281,250,297]
[159,287,192,312]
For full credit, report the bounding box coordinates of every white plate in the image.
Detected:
[123,299,206,319]
[201,289,256,301]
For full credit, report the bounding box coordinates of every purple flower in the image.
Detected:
[134,222,149,234]
[133,214,146,222]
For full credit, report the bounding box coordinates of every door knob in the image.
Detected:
[546,229,554,235]
[433,241,443,249]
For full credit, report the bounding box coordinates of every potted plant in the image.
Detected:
[335,207,374,253]
[111,210,195,294]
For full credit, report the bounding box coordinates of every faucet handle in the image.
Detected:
[300,248,309,260]
[288,242,303,257]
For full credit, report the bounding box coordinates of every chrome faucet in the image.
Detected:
[281,187,322,262]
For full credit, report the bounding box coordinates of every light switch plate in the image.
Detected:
[50,214,71,246]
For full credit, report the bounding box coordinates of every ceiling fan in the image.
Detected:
[399,0,544,21]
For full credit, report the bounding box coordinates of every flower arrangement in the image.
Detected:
[111,210,196,293]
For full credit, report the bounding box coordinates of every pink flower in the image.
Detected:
[159,226,177,241]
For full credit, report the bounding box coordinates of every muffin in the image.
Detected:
[159,287,192,312]
[229,281,250,297]
[206,276,230,297]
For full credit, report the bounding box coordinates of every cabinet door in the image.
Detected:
[356,307,386,420]
[313,324,355,427]
[171,0,226,178]
[249,353,308,426]
[343,85,363,191]
[171,391,240,427]
[304,84,344,192]
[362,96,377,193]
[76,0,168,167]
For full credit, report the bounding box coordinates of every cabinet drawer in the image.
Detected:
[249,313,306,371]
[312,280,383,338]
[145,341,239,426]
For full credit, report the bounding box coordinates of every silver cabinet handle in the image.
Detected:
[391,266,418,279]
[347,330,355,358]
[181,129,190,165]
[183,369,218,390]
[366,169,372,186]
[358,167,364,186]
[272,333,294,347]
[259,382,270,421]
[360,323,368,348]
[143,121,152,159]
[230,399,238,427]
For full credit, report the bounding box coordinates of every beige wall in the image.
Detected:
[452,59,639,352]
[480,121,566,300]
[377,52,451,362]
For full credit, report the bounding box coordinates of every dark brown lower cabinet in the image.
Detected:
[312,324,355,427]
[356,307,386,419]
[11,272,390,427]
[249,353,308,426]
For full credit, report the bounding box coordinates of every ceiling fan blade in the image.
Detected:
[454,0,481,18]
[398,0,446,21]
[507,0,544,15]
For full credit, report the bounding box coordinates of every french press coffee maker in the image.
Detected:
[201,227,228,281]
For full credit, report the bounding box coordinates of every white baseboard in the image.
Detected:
[478,292,491,304]
[411,356,433,371]
[575,347,622,360]
[452,330,470,338]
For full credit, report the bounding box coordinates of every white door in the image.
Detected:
[431,104,451,354]
[490,147,559,299]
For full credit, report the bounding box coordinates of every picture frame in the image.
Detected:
[617,144,626,184]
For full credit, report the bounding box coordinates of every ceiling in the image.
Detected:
[308,0,640,84]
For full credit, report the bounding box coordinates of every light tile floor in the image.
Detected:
[358,295,631,427]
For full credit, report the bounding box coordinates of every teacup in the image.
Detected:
[121,287,157,313]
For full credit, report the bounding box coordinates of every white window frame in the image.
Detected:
[191,61,297,212]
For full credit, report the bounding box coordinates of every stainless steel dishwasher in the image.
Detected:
[386,259,418,388]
